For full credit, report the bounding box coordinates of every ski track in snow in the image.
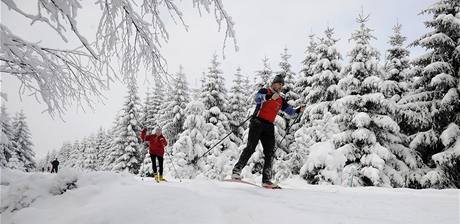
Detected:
[1,173,459,224]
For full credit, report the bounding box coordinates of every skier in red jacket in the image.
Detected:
[232,74,304,189]
[141,127,168,182]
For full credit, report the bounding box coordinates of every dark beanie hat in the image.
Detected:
[272,75,285,85]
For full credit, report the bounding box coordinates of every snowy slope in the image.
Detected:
[1,169,458,224]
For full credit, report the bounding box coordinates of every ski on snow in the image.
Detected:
[222,179,282,189]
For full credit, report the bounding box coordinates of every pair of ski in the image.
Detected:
[223,179,282,189]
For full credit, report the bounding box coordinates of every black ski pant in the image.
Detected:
[51,166,58,173]
[232,117,275,183]
[150,154,164,176]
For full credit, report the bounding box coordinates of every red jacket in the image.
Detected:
[140,129,168,156]
[255,88,298,123]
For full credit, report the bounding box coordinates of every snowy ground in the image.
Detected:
[1,169,459,224]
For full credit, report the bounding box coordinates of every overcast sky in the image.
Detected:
[2,0,434,159]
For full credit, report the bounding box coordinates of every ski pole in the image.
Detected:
[190,115,252,165]
[166,150,182,182]
[277,108,304,153]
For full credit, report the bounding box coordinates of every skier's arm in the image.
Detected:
[140,128,147,141]
[281,98,301,116]
[255,88,270,104]
[161,137,168,147]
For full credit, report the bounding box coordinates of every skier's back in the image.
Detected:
[50,158,59,173]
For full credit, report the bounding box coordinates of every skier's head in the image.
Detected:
[271,75,285,92]
[155,127,162,135]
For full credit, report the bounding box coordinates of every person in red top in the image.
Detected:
[232,74,304,188]
[141,127,168,181]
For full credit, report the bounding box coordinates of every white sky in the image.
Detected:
[1,0,433,159]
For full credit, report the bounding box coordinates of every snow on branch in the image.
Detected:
[193,0,238,56]
[0,24,111,117]
[1,0,237,116]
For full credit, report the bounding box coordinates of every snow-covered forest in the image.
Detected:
[1,0,459,190]
[2,0,456,190]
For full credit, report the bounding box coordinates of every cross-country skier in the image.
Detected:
[50,158,60,173]
[141,127,168,182]
[231,74,304,189]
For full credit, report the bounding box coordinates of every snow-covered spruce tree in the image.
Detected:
[383,22,413,143]
[74,141,86,169]
[142,76,165,129]
[57,142,73,168]
[82,135,98,171]
[158,66,190,145]
[296,27,343,146]
[142,89,154,128]
[202,55,230,129]
[399,0,460,188]
[111,77,143,174]
[332,12,421,187]
[1,0,235,116]
[102,127,117,171]
[254,57,273,90]
[201,55,236,179]
[6,150,22,170]
[382,22,411,101]
[293,27,344,184]
[277,47,298,103]
[10,110,35,171]
[291,33,320,146]
[170,101,210,179]
[305,27,343,119]
[228,67,249,142]
[91,128,109,170]
[0,105,14,167]
[295,33,319,109]
[66,140,81,168]
[76,138,86,169]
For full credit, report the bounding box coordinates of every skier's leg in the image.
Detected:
[233,118,263,175]
[158,156,164,176]
[150,154,158,175]
[260,124,275,184]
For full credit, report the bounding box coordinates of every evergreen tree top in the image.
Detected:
[322,27,340,47]
[388,21,407,47]
[278,47,294,77]
[232,67,244,89]
[350,10,376,45]
[305,32,318,54]
[208,54,223,75]
[255,57,272,89]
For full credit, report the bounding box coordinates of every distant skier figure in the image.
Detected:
[141,127,168,182]
[50,158,60,173]
[232,74,304,189]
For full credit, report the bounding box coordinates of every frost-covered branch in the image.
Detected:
[0,25,111,117]
[1,0,237,116]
